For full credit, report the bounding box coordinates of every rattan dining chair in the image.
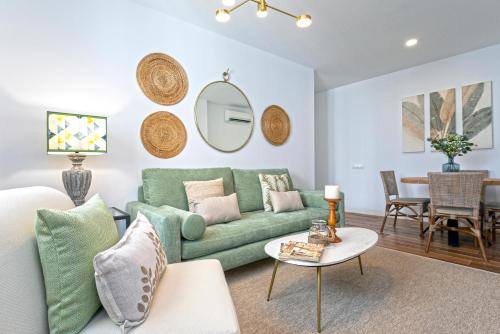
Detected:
[486,203,500,243]
[426,172,488,261]
[380,171,429,237]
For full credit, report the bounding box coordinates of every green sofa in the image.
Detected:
[126,168,345,271]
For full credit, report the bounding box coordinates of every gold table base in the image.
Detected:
[266,256,364,333]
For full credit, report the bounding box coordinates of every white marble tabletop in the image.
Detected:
[264,227,378,267]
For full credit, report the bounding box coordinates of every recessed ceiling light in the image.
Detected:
[222,0,235,6]
[405,38,418,47]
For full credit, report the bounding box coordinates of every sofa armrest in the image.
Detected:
[155,205,206,241]
[299,190,346,227]
[126,201,182,264]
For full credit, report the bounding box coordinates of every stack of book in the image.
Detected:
[278,241,325,263]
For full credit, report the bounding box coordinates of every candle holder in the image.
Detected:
[324,198,342,243]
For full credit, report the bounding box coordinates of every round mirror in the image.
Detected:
[195,81,254,152]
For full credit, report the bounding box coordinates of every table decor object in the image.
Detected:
[278,241,325,263]
[140,111,187,158]
[261,105,290,145]
[427,134,473,172]
[308,219,330,245]
[47,111,107,206]
[324,185,342,243]
[136,53,188,105]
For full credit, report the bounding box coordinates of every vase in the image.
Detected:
[442,157,460,172]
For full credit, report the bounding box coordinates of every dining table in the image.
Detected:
[401,176,500,246]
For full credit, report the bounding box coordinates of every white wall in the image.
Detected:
[0,0,315,208]
[316,44,500,215]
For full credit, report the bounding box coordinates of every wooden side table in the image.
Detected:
[109,207,131,228]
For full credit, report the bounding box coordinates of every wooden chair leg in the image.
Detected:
[477,235,488,262]
[380,204,390,234]
[473,220,488,262]
[425,215,434,254]
[493,213,497,243]
[393,208,399,226]
[418,208,424,238]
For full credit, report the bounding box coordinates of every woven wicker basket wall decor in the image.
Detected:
[261,105,290,145]
[136,53,188,105]
[140,111,187,158]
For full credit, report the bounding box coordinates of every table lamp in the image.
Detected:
[47,111,107,206]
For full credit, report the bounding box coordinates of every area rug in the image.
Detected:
[225,246,500,334]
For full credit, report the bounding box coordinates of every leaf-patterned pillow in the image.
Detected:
[258,173,292,211]
[93,212,167,331]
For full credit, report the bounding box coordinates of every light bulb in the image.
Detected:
[215,9,231,23]
[222,0,235,6]
[256,1,268,18]
[405,38,418,47]
[257,9,268,18]
[296,14,312,28]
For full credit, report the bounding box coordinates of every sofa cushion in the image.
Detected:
[232,168,293,213]
[181,207,328,260]
[35,194,119,334]
[183,178,224,212]
[194,193,242,225]
[93,212,167,330]
[80,260,240,334]
[143,168,234,209]
[259,174,292,211]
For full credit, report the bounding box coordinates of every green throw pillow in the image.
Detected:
[35,194,119,334]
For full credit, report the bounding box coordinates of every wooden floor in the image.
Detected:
[346,212,500,274]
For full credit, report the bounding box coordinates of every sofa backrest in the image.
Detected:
[142,168,235,210]
[0,187,74,334]
[232,168,293,213]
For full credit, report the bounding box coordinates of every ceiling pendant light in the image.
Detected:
[215,8,231,23]
[215,0,311,28]
[256,0,268,18]
[296,14,312,28]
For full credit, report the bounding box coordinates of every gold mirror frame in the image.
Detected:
[194,80,254,153]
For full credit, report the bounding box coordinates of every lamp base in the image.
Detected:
[62,154,91,206]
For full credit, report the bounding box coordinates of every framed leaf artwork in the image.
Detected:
[462,81,493,149]
[430,88,456,146]
[402,94,425,153]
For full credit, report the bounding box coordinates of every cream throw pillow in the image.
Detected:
[193,193,242,225]
[93,212,167,331]
[259,173,292,211]
[183,178,224,212]
[270,191,304,213]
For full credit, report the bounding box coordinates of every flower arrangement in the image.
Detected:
[427,134,474,172]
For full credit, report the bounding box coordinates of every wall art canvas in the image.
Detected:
[402,94,425,152]
[430,88,456,144]
[462,81,493,149]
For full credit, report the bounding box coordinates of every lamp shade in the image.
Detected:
[47,111,107,155]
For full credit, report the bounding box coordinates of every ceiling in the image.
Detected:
[133,0,500,92]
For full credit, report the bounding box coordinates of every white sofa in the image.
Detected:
[0,187,240,334]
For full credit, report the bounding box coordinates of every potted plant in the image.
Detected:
[428,134,474,172]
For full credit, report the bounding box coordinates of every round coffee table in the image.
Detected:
[264,227,378,333]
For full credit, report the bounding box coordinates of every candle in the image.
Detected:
[325,185,340,199]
